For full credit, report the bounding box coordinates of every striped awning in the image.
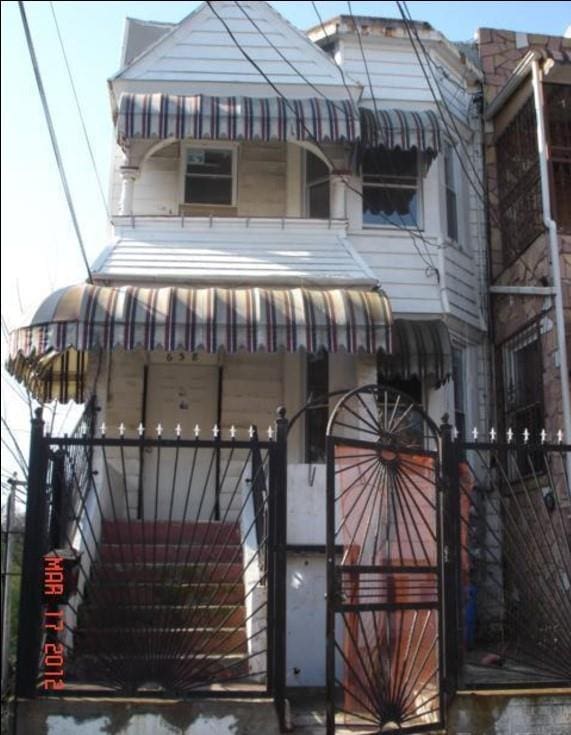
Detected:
[117,93,360,144]
[359,108,442,153]
[381,319,452,387]
[7,284,392,404]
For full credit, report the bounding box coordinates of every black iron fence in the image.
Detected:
[14,408,288,727]
[441,423,571,691]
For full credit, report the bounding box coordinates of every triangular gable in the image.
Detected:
[111,1,360,96]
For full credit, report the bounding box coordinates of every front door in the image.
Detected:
[143,363,219,520]
[326,385,445,734]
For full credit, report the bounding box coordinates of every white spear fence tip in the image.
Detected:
[558,429,564,444]
[138,423,145,436]
[100,422,107,436]
[472,427,479,441]
[156,423,163,437]
[453,426,459,440]
[507,428,513,443]
[230,425,237,439]
[248,425,255,439]
[540,429,547,444]
[267,426,274,440]
[119,422,126,437]
[194,424,200,438]
[213,424,220,438]
[523,428,530,444]
[489,427,497,442]
[175,424,182,438]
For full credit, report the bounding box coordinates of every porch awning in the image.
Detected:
[7,284,392,403]
[381,319,452,387]
[117,93,360,144]
[359,107,442,154]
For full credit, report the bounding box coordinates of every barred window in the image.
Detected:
[502,325,544,473]
[496,97,543,264]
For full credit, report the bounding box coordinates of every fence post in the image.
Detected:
[15,408,49,698]
[1,487,16,694]
[49,449,66,550]
[440,414,463,696]
[272,406,288,731]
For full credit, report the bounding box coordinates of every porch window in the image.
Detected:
[306,351,329,463]
[305,151,330,219]
[502,325,544,470]
[184,146,236,205]
[444,143,459,243]
[362,148,420,228]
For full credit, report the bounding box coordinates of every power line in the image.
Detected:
[345,2,439,276]
[18,1,93,283]
[396,0,540,282]
[49,2,110,220]
[223,0,440,278]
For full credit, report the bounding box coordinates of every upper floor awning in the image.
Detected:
[117,93,360,145]
[359,107,442,155]
[116,93,444,155]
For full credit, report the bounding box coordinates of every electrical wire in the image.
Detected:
[49,2,110,220]
[345,1,439,276]
[225,0,440,278]
[396,0,540,282]
[17,1,93,283]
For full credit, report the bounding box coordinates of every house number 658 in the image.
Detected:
[166,352,186,362]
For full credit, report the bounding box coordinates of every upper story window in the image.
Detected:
[306,351,329,464]
[184,146,236,206]
[444,143,459,244]
[496,97,543,264]
[545,83,571,231]
[362,148,420,228]
[305,151,330,219]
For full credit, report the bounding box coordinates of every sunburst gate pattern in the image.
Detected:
[326,386,444,733]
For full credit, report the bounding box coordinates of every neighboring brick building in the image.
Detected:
[478,28,571,492]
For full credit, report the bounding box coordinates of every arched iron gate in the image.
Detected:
[325,385,445,734]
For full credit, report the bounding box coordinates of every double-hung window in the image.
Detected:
[306,151,330,219]
[452,347,466,440]
[184,146,236,206]
[362,148,420,227]
[444,143,459,243]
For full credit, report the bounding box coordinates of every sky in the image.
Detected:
[1,0,570,490]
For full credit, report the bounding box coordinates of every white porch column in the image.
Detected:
[330,170,349,219]
[118,166,140,215]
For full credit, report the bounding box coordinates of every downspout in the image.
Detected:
[531,58,571,491]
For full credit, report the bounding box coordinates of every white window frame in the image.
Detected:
[361,148,424,230]
[303,149,330,219]
[444,142,459,245]
[180,141,238,207]
[451,345,467,439]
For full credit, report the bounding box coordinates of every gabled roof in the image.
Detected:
[111,1,360,95]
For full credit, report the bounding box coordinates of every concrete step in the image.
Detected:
[91,560,243,583]
[85,581,246,605]
[99,543,241,564]
[78,603,245,628]
[75,626,247,655]
[102,520,241,545]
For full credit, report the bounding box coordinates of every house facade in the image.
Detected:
[17,4,567,734]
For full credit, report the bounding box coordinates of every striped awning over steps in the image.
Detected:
[7,284,392,403]
[359,107,442,154]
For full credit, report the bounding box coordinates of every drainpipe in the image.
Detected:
[531,58,571,490]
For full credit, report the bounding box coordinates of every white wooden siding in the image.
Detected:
[117,1,356,94]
